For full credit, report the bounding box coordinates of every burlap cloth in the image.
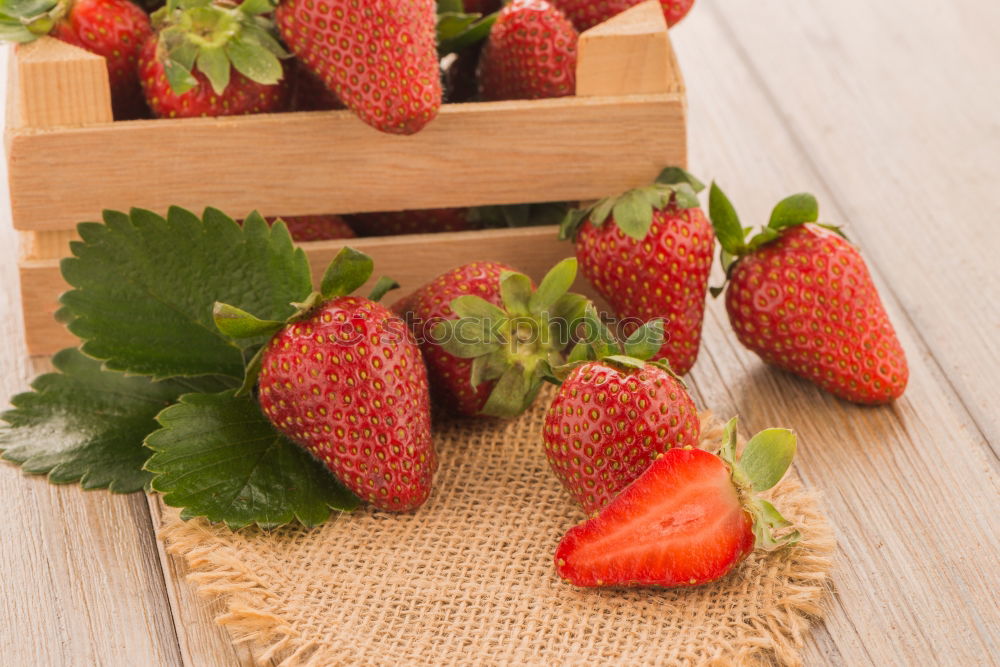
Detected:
[159,389,836,667]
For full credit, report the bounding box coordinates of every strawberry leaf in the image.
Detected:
[528,258,577,315]
[738,428,797,492]
[612,189,654,240]
[500,271,533,316]
[622,319,665,360]
[0,349,232,493]
[768,193,819,230]
[320,247,374,299]
[145,390,359,530]
[60,208,312,381]
[708,182,747,256]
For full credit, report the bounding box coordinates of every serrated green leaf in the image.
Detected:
[145,390,359,530]
[480,364,534,418]
[749,496,801,551]
[589,197,615,226]
[622,319,665,360]
[656,166,705,192]
[320,247,374,299]
[558,207,590,240]
[612,189,654,240]
[367,276,400,302]
[738,428,797,492]
[768,193,819,230]
[450,295,507,321]
[196,45,231,95]
[0,349,231,493]
[708,182,748,256]
[718,416,738,464]
[528,257,577,315]
[163,56,198,95]
[226,38,283,85]
[213,302,284,339]
[60,207,312,380]
[671,182,701,209]
[499,271,532,316]
[603,355,646,371]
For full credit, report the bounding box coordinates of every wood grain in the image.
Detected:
[576,1,679,96]
[6,93,684,231]
[17,226,597,355]
[10,38,112,129]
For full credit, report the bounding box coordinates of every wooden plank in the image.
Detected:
[0,213,183,666]
[10,37,112,129]
[7,93,684,231]
[701,0,1000,449]
[17,226,597,355]
[576,0,679,96]
[671,5,1000,664]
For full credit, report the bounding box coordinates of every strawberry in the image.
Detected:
[561,167,714,375]
[549,0,694,32]
[0,0,152,119]
[393,258,588,418]
[478,0,578,101]
[345,208,479,237]
[543,313,699,513]
[265,215,355,242]
[275,0,442,135]
[708,186,908,404]
[139,0,291,118]
[555,418,800,588]
[214,246,436,511]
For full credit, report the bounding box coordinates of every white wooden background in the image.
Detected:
[2,0,998,664]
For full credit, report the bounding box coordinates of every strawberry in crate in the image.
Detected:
[139,0,291,118]
[275,0,442,134]
[549,0,695,32]
[0,0,152,119]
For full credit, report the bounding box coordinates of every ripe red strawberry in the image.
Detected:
[478,0,578,101]
[139,1,291,118]
[556,418,800,588]
[345,208,478,237]
[275,0,442,135]
[393,258,588,418]
[543,314,699,513]
[0,0,152,119]
[709,186,908,404]
[549,0,694,31]
[561,167,714,375]
[215,247,436,511]
[265,215,355,242]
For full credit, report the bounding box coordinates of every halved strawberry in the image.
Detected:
[555,419,799,588]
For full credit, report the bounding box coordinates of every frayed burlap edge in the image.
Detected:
[159,412,836,667]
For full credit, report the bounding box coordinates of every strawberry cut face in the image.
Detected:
[555,447,755,588]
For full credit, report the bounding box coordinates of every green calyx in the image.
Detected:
[436,0,498,55]
[559,166,705,242]
[0,0,65,43]
[717,417,801,551]
[432,258,589,419]
[708,183,847,296]
[549,304,682,383]
[153,0,288,96]
[213,236,398,395]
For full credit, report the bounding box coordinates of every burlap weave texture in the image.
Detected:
[160,394,835,667]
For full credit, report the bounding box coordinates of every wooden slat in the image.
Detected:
[7,94,684,231]
[17,226,600,355]
[671,4,1000,664]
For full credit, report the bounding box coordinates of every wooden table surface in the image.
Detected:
[2,0,998,665]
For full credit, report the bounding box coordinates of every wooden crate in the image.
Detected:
[5,0,685,355]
